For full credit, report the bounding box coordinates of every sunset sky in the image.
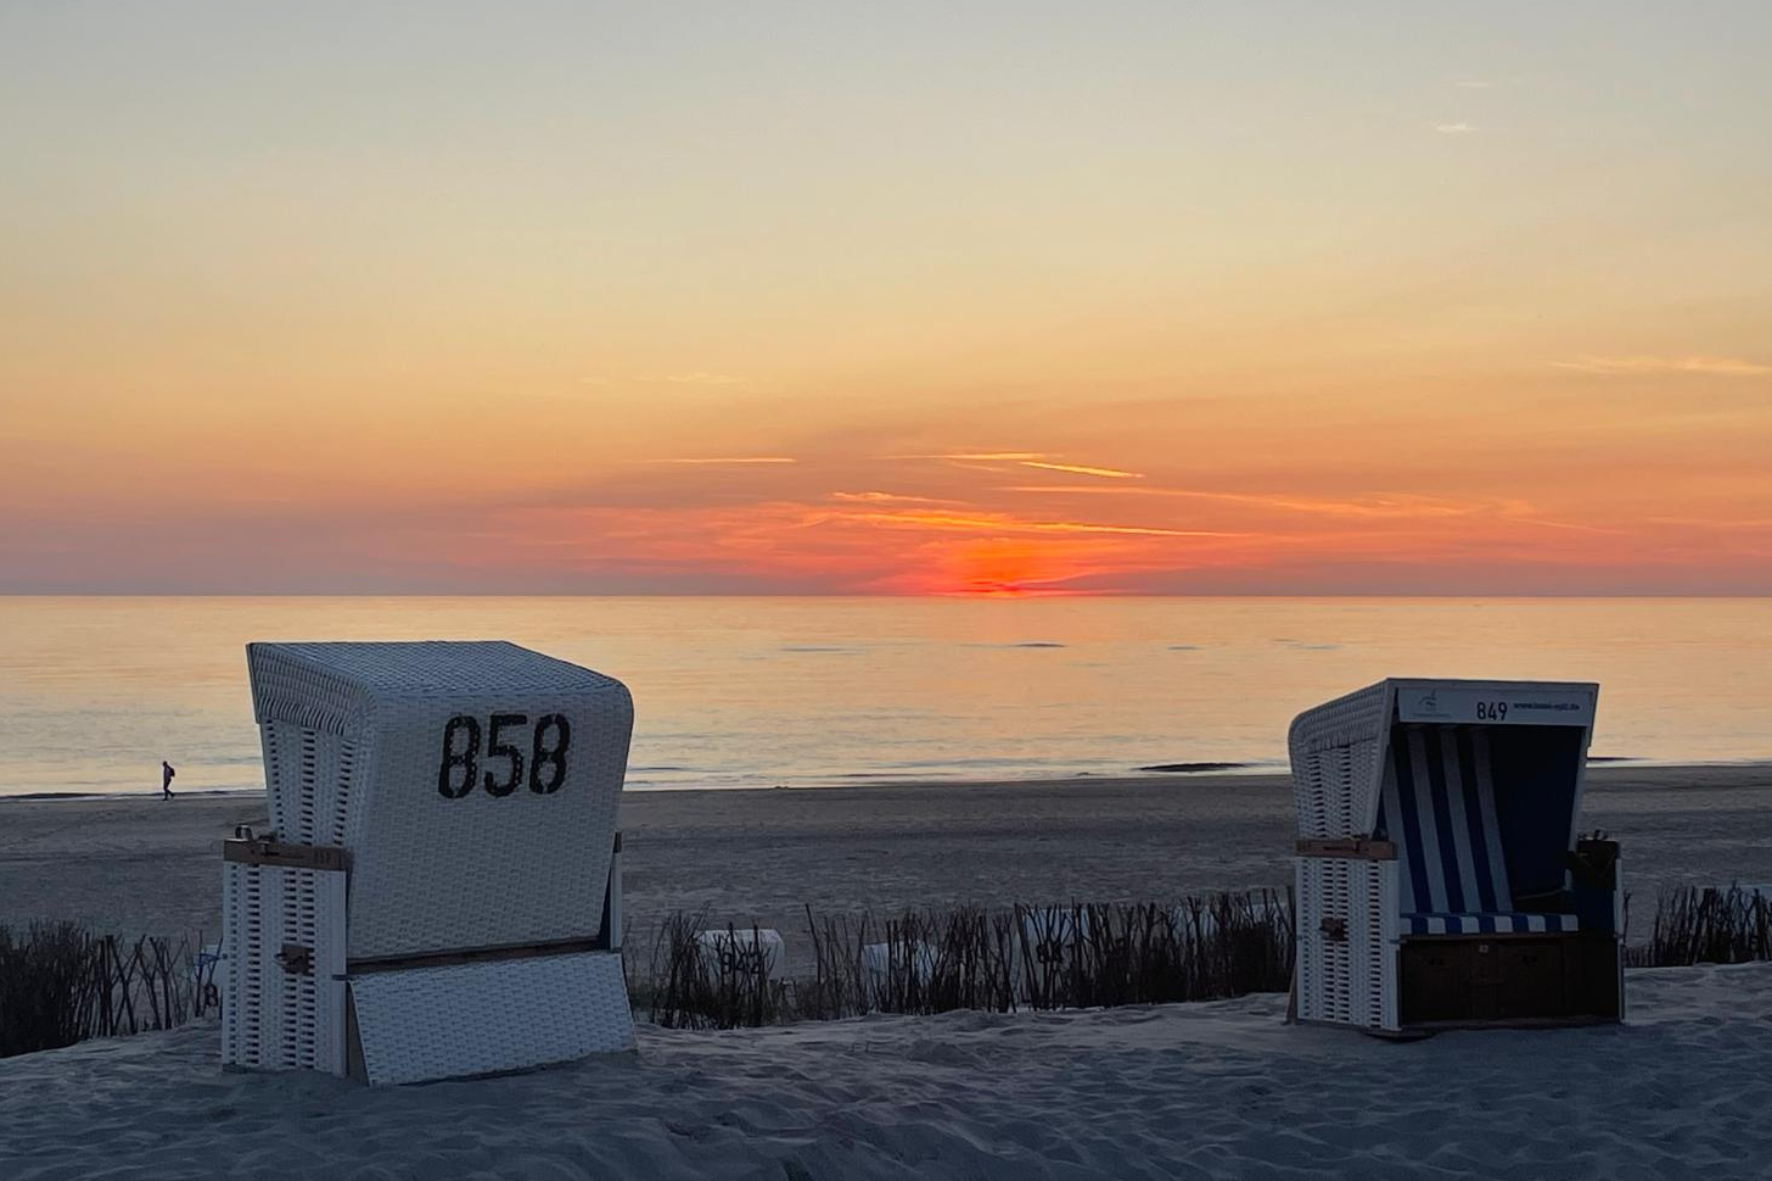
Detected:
[2,2,1768,594]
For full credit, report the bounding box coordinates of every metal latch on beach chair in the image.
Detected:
[221,837,350,873]
[276,944,314,975]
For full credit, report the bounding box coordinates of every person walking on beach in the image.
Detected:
[161,759,176,801]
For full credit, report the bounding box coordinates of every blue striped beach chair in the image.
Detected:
[1288,679,1623,1034]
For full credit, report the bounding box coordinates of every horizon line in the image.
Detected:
[2,591,1768,600]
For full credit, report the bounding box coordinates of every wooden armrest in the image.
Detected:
[1296,838,1396,860]
[223,838,349,872]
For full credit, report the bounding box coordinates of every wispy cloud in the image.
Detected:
[998,485,1494,520]
[1031,521,1233,537]
[1002,484,1632,535]
[1453,76,1529,90]
[1509,516,1624,535]
[822,507,1245,538]
[1018,460,1144,480]
[889,451,1051,462]
[1550,355,1772,377]
[579,372,752,386]
[641,372,751,385]
[1645,516,1772,530]
[830,490,956,505]
[1433,122,1479,134]
[891,452,1142,479]
[654,456,797,465]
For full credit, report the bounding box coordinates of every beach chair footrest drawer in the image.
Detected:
[346,950,635,1085]
[1399,933,1619,1027]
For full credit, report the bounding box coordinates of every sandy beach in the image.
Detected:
[4,961,1772,1179]
[5,764,1772,1179]
[3,763,1770,972]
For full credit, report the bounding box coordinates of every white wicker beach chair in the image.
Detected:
[861,939,939,986]
[221,641,636,1084]
[1019,906,1091,1000]
[1288,679,1623,1034]
[697,928,784,985]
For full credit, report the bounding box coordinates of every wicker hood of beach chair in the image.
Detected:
[1287,678,1624,1036]
[220,641,636,1085]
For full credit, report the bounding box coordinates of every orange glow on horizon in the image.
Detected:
[926,539,1091,598]
[2,5,1769,594]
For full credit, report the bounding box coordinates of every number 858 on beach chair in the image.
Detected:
[221,642,637,1085]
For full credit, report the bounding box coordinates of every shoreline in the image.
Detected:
[4,762,1770,977]
[4,756,1769,805]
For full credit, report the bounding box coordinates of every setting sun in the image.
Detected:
[2,6,1769,595]
[934,538,1085,597]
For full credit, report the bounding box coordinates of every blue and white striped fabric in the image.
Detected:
[1402,912,1579,936]
[1381,725,1579,937]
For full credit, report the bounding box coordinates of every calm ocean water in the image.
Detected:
[0,597,1767,798]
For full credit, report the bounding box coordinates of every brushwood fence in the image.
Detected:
[639,885,1772,1031]
[1626,886,1772,967]
[638,890,1296,1030]
[0,923,223,1059]
[11,886,1772,1054]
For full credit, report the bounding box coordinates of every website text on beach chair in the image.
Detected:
[220,641,636,1084]
[1288,678,1623,1035]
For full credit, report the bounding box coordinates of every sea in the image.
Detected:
[0,597,1767,798]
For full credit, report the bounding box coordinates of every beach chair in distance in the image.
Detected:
[220,642,636,1084]
[861,937,939,997]
[1017,905,1091,1005]
[1288,679,1623,1035]
[696,927,785,986]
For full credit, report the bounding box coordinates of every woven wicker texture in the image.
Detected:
[1289,678,1599,1032]
[349,952,635,1085]
[1295,856,1397,1029]
[245,641,634,960]
[260,720,363,847]
[219,862,260,1068]
[220,862,348,1073]
[1288,681,1390,839]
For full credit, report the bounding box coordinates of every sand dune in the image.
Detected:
[4,963,1771,1179]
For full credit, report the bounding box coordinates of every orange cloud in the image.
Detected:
[1549,355,1772,377]
[926,452,1049,461]
[829,490,957,505]
[998,485,1507,519]
[654,457,798,465]
[817,507,1245,538]
[1017,461,1144,479]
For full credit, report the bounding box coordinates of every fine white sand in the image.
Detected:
[4,766,1771,1179]
[4,962,1772,1180]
